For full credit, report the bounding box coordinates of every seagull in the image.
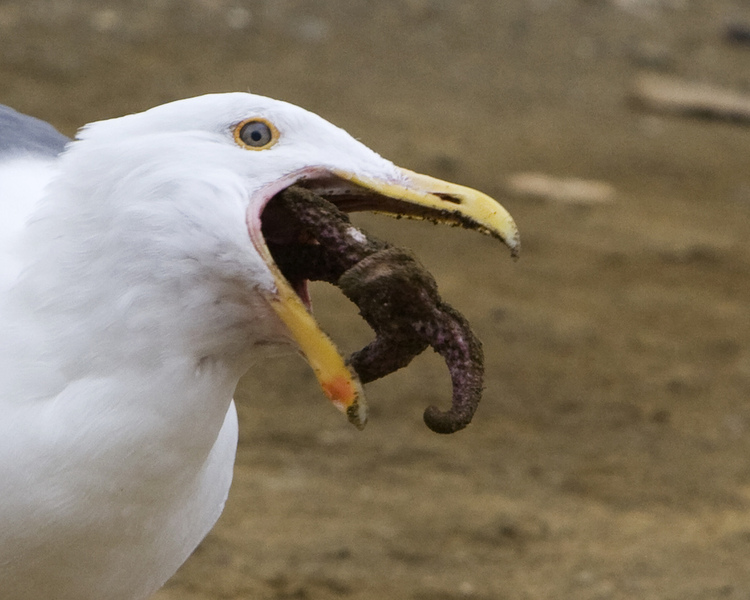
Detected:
[0,93,519,600]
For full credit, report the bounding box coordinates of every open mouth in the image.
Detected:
[249,169,519,432]
[259,176,401,309]
[259,170,519,304]
[259,181,347,310]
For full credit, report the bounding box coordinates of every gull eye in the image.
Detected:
[235,118,278,150]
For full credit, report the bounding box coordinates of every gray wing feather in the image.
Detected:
[0,105,71,158]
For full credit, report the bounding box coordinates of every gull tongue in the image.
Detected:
[273,186,485,434]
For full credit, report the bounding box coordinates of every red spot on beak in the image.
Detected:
[321,376,355,408]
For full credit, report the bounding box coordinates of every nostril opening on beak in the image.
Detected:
[433,192,463,204]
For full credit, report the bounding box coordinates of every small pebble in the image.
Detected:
[725,21,750,45]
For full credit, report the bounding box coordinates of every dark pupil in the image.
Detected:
[241,121,271,147]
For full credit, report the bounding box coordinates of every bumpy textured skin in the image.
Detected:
[271,186,484,434]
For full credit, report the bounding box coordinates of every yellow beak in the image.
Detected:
[260,167,519,429]
[341,168,520,256]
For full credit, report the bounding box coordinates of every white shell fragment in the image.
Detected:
[631,74,750,123]
[506,172,616,206]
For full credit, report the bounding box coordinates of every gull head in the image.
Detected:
[28,92,518,427]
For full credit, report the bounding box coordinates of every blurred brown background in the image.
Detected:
[3,1,750,598]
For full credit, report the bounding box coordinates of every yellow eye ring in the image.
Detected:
[233,118,279,150]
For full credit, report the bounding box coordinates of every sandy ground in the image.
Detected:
[3,0,750,598]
